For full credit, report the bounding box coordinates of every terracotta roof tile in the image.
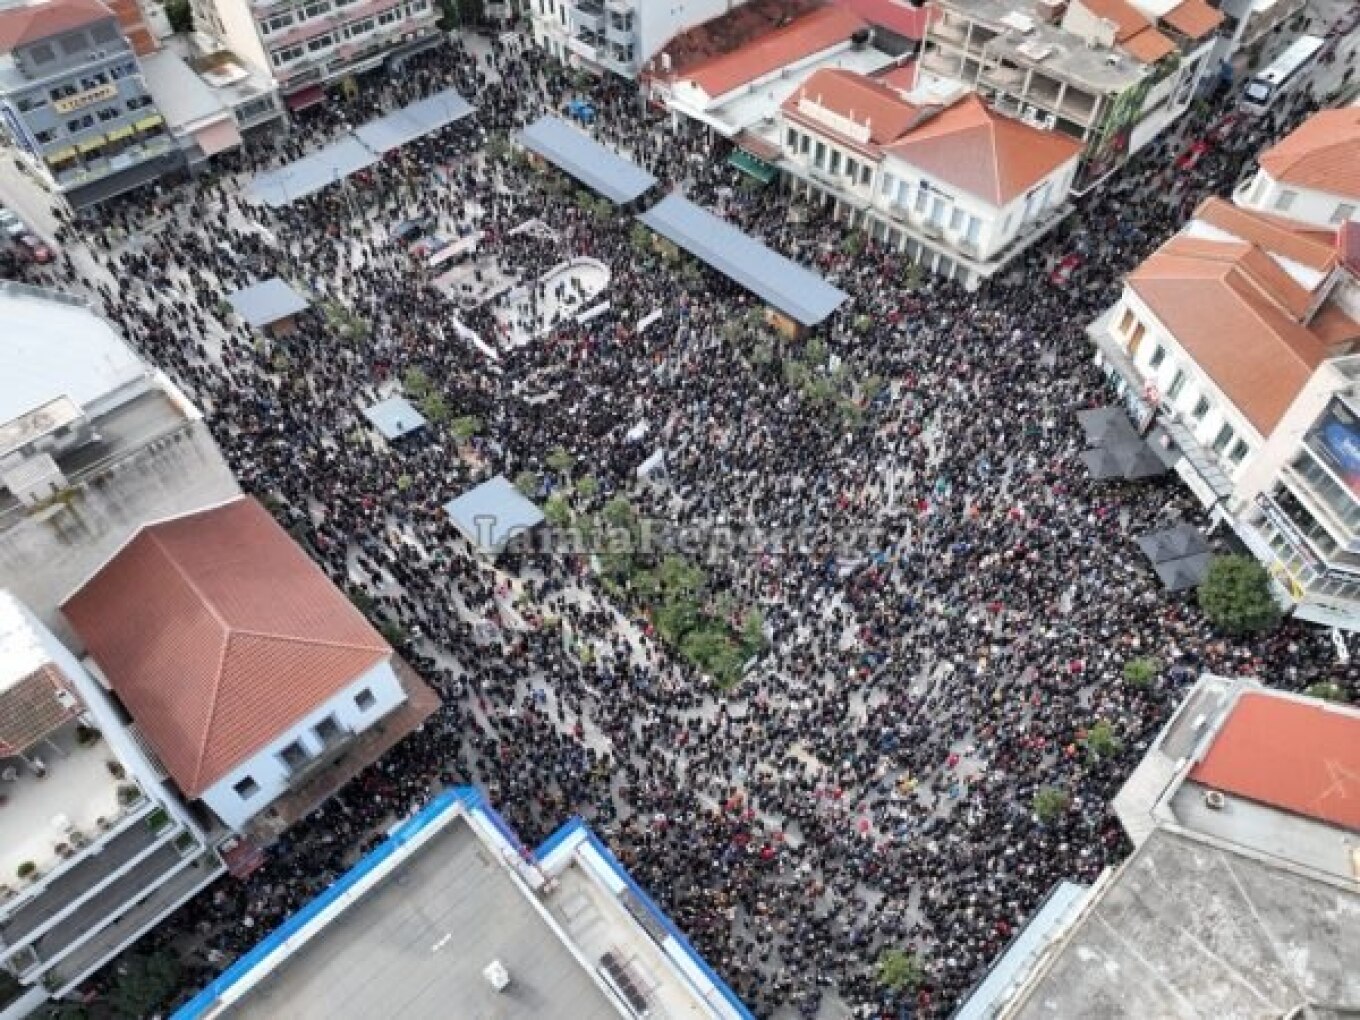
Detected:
[63,498,390,798]
[783,68,921,146]
[884,94,1082,205]
[0,666,80,756]
[0,0,111,50]
[679,6,867,99]
[1127,236,1344,433]
[1160,0,1224,39]
[1259,108,1360,200]
[1188,692,1360,831]
[1120,25,1177,62]
[829,0,936,40]
[1196,197,1338,273]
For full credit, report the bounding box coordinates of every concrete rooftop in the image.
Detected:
[1006,828,1360,1020]
[225,817,620,1020]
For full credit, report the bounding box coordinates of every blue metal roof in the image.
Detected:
[354,87,475,153]
[225,277,310,328]
[442,475,545,556]
[516,115,657,204]
[637,195,848,327]
[362,395,427,440]
[248,135,378,208]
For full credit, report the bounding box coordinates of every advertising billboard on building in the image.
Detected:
[1308,399,1360,499]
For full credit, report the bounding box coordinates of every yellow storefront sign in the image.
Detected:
[76,136,105,153]
[52,83,118,114]
[133,114,164,132]
[105,125,134,141]
[45,146,76,163]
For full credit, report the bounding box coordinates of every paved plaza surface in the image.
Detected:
[2,15,1358,1020]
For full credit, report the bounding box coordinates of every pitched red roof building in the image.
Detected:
[0,0,111,50]
[1258,108,1360,201]
[1188,692,1360,831]
[63,498,390,798]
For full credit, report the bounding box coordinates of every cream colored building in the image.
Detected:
[1090,187,1360,628]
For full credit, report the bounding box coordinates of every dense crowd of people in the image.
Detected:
[9,24,1359,1019]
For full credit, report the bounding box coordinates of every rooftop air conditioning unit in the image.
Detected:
[1204,789,1226,810]
[483,961,510,992]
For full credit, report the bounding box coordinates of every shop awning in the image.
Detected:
[76,136,105,153]
[46,146,77,162]
[105,125,134,142]
[134,114,164,132]
[285,85,326,112]
[728,149,778,185]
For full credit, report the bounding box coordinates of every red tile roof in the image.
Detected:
[1127,233,1360,433]
[1076,0,1178,63]
[678,6,867,99]
[1188,692,1360,831]
[0,0,111,50]
[1160,0,1224,40]
[1258,108,1360,201]
[0,666,81,757]
[1196,197,1339,274]
[829,0,935,40]
[885,94,1083,205]
[63,498,390,798]
[783,67,922,146]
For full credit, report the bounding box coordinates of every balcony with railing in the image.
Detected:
[570,0,604,32]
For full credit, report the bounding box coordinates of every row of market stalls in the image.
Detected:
[247,88,475,208]
[1077,407,1215,592]
[514,114,848,335]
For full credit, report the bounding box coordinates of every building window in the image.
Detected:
[50,83,79,100]
[354,687,376,711]
[1149,344,1166,369]
[308,33,333,51]
[233,776,260,799]
[846,157,858,180]
[799,133,809,155]
[914,187,927,214]
[126,94,153,110]
[314,715,345,746]
[1191,395,1210,421]
[278,740,309,769]
[786,127,796,150]
[96,106,121,122]
[1212,423,1234,453]
[949,207,965,232]
[1332,203,1356,224]
[965,215,980,244]
[813,141,825,169]
[264,12,294,32]
[302,0,330,16]
[860,164,871,186]
[16,94,42,112]
[1166,369,1186,401]
[66,114,94,133]
[272,44,305,65]
[1276,189,1297,212]
[829,150,841,175]
[1227,439,1249,464]
[34,129,55,143]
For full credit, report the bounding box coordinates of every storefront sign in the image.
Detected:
[52,84,117,114]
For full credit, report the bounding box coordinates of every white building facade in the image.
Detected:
[1090,194,1360,628]
[0,594,223,1003]
[189,0,439,104]
[203,659,405,831]
[529,0,752,78]
[778,70,1082,289]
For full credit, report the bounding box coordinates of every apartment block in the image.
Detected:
[189,0,439,107]
[919,0,1222,192]
[0,0,181,208]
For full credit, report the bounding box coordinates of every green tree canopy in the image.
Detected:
[1304,681,1349,703]
[1198,555,1281,635]
[1033,786,1070,824]
[1122,656,1161,687]
[1083,719,1120,759]
[108,951,181,1019]
[876,948,924,993]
